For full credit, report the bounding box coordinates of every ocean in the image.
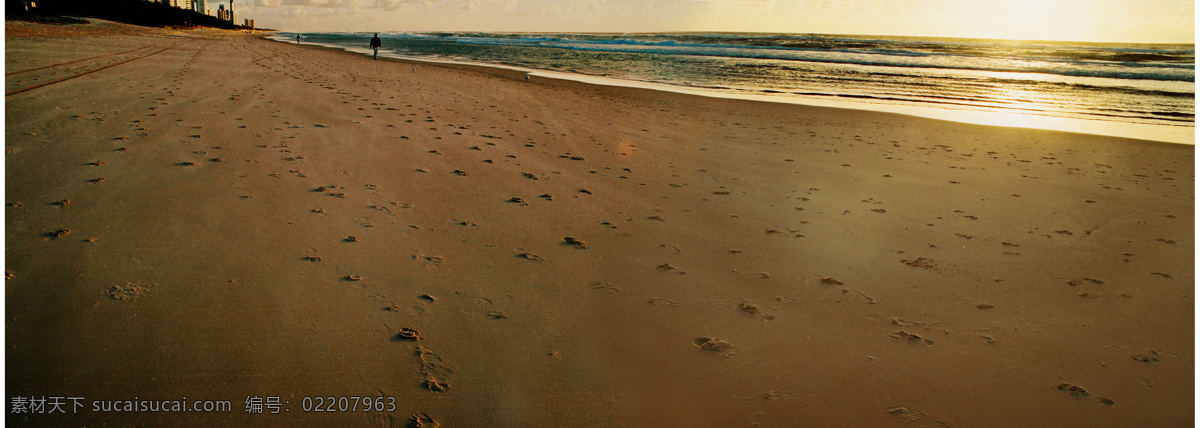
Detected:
[269,32,1195,143]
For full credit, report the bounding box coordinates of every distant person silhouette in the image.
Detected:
[296,34,301,43]
[370,33,382,60]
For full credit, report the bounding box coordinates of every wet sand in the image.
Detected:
[5,20,1194,427]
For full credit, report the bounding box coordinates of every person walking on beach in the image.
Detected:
[296,34,301,44]
[370,33,382,60]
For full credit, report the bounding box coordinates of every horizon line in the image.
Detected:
[280,29,1196,46]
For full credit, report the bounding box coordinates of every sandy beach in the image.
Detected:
[5,20,1194,427]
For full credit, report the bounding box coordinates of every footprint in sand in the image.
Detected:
[819,277,843,285]
[656,263,685,275]
[693,337,737,356]
[738,302,775,320]
[106,281,158,301]
[900,257,937,269]
[517,251,545,262]
[886,330,933,345]
[425,377,449,393]
[389,326,424,341]
[658,244,682,254]
[589,281,620,294]
[414,346,454,393]
[562,237,588,249]
[842,288,877,304]
[1057,382,1089,397]
[1130,348,1162,362]
[413,253,445,265]
[885,406,950,425]
[408,413,440,428]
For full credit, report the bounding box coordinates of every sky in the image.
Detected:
[232,0,1195,43]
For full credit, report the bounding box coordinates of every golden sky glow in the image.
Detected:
[240,0,1195,43]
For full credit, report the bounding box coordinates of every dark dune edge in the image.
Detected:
[8,0,268,30]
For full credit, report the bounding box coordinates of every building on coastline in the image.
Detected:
[160,0,246,25]
[164,0,210,16]
[216,3,235,23]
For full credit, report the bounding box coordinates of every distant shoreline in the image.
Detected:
[269,33,1196,145]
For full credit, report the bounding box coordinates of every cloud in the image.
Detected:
[809,0,868,9]
[461,0,518,11]
[250,0,444,9]
[253,0,367,7]
[371,0,409,9]
[733,0,774,6]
